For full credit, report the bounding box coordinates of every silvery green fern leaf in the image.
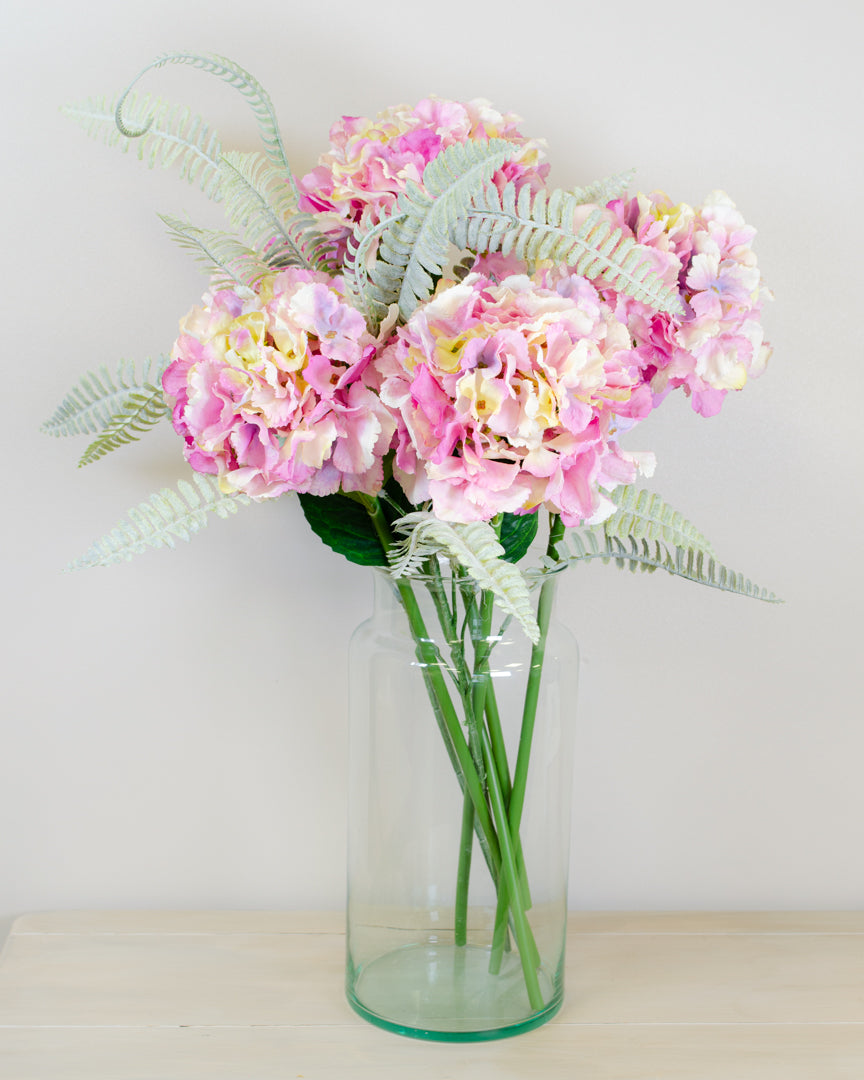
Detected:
[602,486,716,556]
[451,182,682,316]
[550,528,780,603]
[160,215,271,287]
[218,151,337,272]
[77,388,171,467]
[390,512,540,643]
[114,52,295,191]
[570,169,636,206]
[348,139,517,322]
[68,473,251,571]
[62,92,223,198]
[41,357,171,439]
[343,217,395,323]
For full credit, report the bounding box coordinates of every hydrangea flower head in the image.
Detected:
[162,268,395,498]
[300,96,549,232]
[609,190,772,416]
[374,271,655,526]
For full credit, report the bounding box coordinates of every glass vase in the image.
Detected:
[345,563,578,1041]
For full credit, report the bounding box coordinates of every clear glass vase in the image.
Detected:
[346,563,578,1041]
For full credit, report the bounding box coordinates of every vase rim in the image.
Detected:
[372,558,569,587]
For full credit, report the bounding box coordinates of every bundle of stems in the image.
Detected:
[367,503,565,1010]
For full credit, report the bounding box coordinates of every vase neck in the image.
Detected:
[369,565,564,648]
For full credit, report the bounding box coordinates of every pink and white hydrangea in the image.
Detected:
[159,90,771,520]
[373,270,656,527]
[299,96,549,237]
[162,268,395,498]
[607,190,772,416]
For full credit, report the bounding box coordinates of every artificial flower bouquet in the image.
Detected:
[46,53,777,1038]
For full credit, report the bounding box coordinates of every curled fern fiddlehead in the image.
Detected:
[113,52,297,197]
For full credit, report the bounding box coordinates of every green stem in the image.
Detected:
[362,501,503,894]
[428,568,485,781]
[452,590,499,946]
[484,673,532,924]
[473,592,519,956]
[482,683,512,805]
[363,498,560,1006]
[511,516,565,824]
[473,519,513,808]
[397,580,502,879]
[454,794,475,947]
[489,514,565,974]
[479,723,545,1010]
[436,569,482,948]
[424,563,488,948]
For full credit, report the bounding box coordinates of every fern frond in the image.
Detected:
[451,184,682,316]
[77,388,170,467]
[602,486,716,556]
[549,529,780,603]
[67,473,251,570]
[283,214,341,274]
[343,216,397,324]
[159,215,270,287]
[570,169,635,206]
[41,357,171,438]
[390,512,540,643]
[349,139,517,322]
[217,151,337,271]
[62,93,223,199]
[114,53,295,194]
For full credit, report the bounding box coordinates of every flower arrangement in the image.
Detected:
[47,53,777,1036]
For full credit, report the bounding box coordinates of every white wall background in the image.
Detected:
[3,0,862,947]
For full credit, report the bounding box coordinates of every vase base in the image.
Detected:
[346,942,562,1042]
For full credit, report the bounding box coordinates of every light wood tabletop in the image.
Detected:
[1,910,863,1078]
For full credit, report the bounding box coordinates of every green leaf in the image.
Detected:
[499,512,539,563]
[298,492,388,566]
[381,472,414,516]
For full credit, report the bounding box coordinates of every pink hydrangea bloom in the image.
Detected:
[373,271,655,526]
[607,190,772,415]
[299,96,549,238]
[162,268,395,498]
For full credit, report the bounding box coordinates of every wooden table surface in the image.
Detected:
[1,910,863,1078]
